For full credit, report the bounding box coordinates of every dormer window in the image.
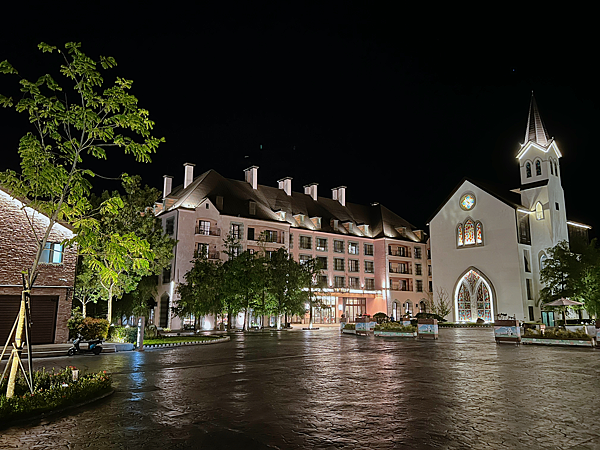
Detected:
[310,217,321,229]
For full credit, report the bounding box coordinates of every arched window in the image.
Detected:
[464,219,475,245]
[419,301,427,313]
[550,160,554,175]
[526,162,532,178]
[535,202,544,220]
[540,254,547,271]
[457,224,463,247]
[554,161,558,176]
[455,269,494,323]
[535,160,542,176]
[392,302,398,321]
[476,222,483,244]
[404,301,412,316]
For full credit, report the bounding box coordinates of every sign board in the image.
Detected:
[417,319,438,339]
[494,319,521,344]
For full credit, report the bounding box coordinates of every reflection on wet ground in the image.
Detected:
[1,328,599,449]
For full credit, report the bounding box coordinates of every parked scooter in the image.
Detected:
[67,334,103,356]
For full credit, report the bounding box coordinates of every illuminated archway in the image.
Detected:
[454,268,494,323]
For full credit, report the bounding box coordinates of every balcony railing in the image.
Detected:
[390,284,412,291]
[195,226,221,236]
[389,267,412,274]
[389,248,412,258]
[208,251,221,260]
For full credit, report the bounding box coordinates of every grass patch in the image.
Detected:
[1,366,112,423]
[144,336,221,345]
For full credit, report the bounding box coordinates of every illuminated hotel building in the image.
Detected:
[154,165,429,330]
[429,94,590,325]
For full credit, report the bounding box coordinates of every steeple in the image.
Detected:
[524,93,550,147]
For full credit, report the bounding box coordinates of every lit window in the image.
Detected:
[535,160,541,176]
[316,238,328,251]
[476,222,483,245]
[348,242,359,255]
[348,259,359,272]
[457,224,463,247]
[526,162,532,178]
[535,202,544,220]
[464,219,475,245]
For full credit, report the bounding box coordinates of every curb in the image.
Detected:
[143,336,230,349]
[0,389,115,430]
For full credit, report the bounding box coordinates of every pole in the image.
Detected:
[6,289,27,398]
[136,316,145,351]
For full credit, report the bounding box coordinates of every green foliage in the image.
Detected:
[375,322,417,332]
[0,42,163,325]
[107,326,138,343]
[67,308,85,339]
[540,239,600,318]
[342,323,355,330]
[144,336,219,345]
[0,366,111,421]
[78,317,110,340]
[524,327,592,341]
[176,255,225,322]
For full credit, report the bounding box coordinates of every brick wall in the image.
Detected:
[0,189,77,343]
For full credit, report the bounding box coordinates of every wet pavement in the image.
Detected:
[1,327,599,449]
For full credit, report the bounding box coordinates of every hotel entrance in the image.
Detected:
[343,297,366,322]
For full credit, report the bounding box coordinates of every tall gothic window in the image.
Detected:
[535,160,542,176]
[464,219,475,245]
[526,162,532,178]
[550,160,554,175]
[457,219,484,248]
[456,269,493,323]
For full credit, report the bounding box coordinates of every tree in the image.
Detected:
[73,264,102,317]
[0,42,163,398]
[540,239,600,319]
[426,287,452,319]
[81,176,175,322]
[267,248,306,329]
[299,257,324,329]
[176,256,225,329]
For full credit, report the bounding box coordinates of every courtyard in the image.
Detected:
[1,327,598,449]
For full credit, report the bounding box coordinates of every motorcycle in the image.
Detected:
[67,335,103,356]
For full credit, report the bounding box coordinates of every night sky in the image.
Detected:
[1,4,598,235]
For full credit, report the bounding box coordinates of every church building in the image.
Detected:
[429,95,590,324]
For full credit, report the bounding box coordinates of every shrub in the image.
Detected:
[108,326,138,343]
[79,317,110,340]
[0,366,112,421]
[67,308,84,340]
[375,322,416,333]
[415,312,446,322]
[524,327,591,341]
[343,323,355,330]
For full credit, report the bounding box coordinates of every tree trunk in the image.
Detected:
[107,284,114,324]
[277,315,281,330]
[227,311,232,330]
[243,308,248,331]
[82,300,87,318]
[6,284,29,398]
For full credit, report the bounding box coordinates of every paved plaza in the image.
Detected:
[1,328,599,449]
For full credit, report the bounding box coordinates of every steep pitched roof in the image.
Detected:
[524,93,550,147]
[428,177,525,224]
[160,170,423,242]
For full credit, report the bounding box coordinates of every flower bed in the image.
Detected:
[0,366,112,422]
[522,327,594,347]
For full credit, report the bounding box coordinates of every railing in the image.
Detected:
[389,249,411,258]
[195,226,221,236]
[389,267,412,274]
[208,251,221,260]
[390,284,412,291]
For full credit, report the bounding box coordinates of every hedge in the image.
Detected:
[0,366,112,422]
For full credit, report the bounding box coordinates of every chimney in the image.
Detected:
[304,183,318,201]
[244,166,259,190]
[183,163,195,189]
[163,175,173,199]
[277,177,292,196]
[333,186,346,206]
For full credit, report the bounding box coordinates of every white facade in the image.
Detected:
[430,95,582,323]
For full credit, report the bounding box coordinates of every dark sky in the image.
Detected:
[1,3,598,235]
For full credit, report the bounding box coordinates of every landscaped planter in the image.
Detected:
[342,329,357,335]
[417,319,438,339]
[374,331,417,338]
[521,337,595,347]
[494,319,521,344]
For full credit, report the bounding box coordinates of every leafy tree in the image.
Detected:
[176,256,225,329]
[73,264,102,317]
[222,251,264,330]
[299,257,324,329]
[267,248,306,329]
[81,176,175,322]
[0,42,162,398]
[540,239,600,319]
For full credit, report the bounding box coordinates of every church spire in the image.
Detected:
[524,92,550,147]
